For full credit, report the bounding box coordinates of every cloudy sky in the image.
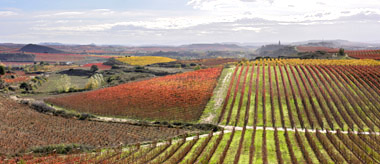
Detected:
[1,0,380,45]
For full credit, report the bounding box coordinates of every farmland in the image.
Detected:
[2,1,380,161]
[117,56,176,66]
[296,46,380,60]
[82,62,112,70]
[0,71,33,84]
[1,57,380,163]
[216,59,380,131]
[7,128,380,163]
[346,50,380,60]
[296,46,338,53]
[46,67,222,122]
[178,58,239,67]
[30,53,87,62]
[0,96,188,155]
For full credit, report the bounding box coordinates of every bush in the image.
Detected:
[193,124,221,131]
[134,66,145,70]
[27,144,94,154]
[0,65,5,75]
[90,65,99,72]
[338,48,345,56]
[55,75,72,93]
[31,101,56,113]
[84,74,105,90]
[20,82,32,91]
[174,64,182,68]
[78,113,94,120]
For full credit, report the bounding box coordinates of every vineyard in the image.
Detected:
[346,50,380,60]
[1,58,380,163]
[178,58,239,67]
[46,67,222,121]
[5,128,380,164]
[0,97,187,155]
[117,56,176,66]
[296,46,380,60]
[29,53,88,62]
[216,59,380,132]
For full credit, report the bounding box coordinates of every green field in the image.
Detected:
[214,64,380,132]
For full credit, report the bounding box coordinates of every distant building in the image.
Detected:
[59,61,73,65]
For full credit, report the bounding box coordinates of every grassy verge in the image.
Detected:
[199,66,235,124]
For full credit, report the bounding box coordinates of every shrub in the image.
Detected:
[174,64,182,68]
[194,65,201,70]
[31,101,56,113]
[55,75,72,93]
[90,65,99,72]
[0,65,5,75]
[78,113,94,120]
[84,74,105,90]
[338,48,345,56]
[20,82,32,91]
[27,144,94,154]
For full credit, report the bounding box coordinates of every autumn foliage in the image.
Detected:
[346,50,380,60]
[46,67,222,121]
[1,71,32,84]
[82,63,112,70]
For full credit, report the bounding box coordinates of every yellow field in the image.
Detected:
[117,56,176,66]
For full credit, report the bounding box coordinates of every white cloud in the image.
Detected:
[232,27,262,32]
[0,11,18,16]
[186,0,380,23]
[54,11,84,16]
[26,0,380,34]
[1,1,380,44]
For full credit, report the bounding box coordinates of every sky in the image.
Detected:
[0,0,380,45]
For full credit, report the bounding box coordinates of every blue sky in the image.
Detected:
[0,0,191,11]
[1,0,380,45]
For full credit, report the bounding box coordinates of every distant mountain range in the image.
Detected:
[0,40,379,55]
[20,44,65,53]
[291,40,380,50]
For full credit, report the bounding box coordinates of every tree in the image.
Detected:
[84,74,104,90]
[56,75,72,93]
[0,65,5,75]
[338,48,345,56]
[90,65,99,73]
[194,65,201,71]
[6,65,12,72]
